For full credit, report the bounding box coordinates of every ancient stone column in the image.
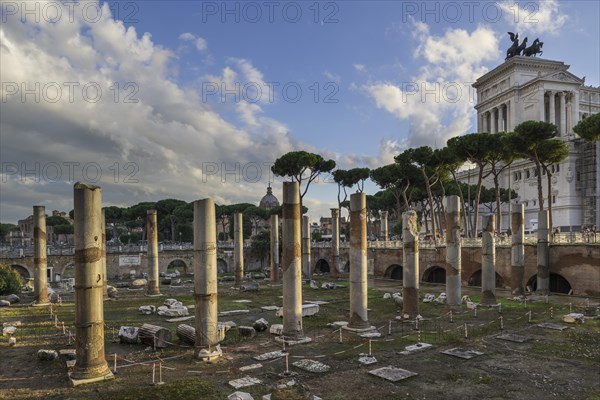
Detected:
[101,208,107,297]
[347,192,372,331]
[193,199,221,361]
[71,183,113,385]
[559,91,566,136]
[481,214,497,305]
[537,210,550,295]
[282,182,304,340]
[146,210,160,295]
[302,215,311,279]
[331,208,340,279]
[445,195,461,307]
[511,204,525,296]
[548,91,556,126]
[380,210,389,241]
[270,214,279,283]
[402,210,419,318]
[32,205,50,306]
[233,212,244,287]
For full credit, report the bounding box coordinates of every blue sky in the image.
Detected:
[1,0,599,224]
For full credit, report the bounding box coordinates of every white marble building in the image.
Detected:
[461,56,599,232]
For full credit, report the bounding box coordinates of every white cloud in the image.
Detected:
[353,64,366,72]
[323,70,341,83]
[363,23,499,150]
[0,1,301,223]
[499,0,568,36]
[178,32,207,51]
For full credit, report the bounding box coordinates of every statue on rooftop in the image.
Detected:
[506,32,528,60]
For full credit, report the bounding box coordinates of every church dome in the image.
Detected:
[259,185,280,209]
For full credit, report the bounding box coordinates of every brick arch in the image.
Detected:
[422,265,446,283]
[384,264,403,280]
[315,259,330,273]
[10,264,31,280]
[217,258,228,273]
[526,273,572,294]
[166,258,189,274]
[467,269,505,288]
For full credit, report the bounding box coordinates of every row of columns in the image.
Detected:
[480,102,509,133]
[545,90,579,136]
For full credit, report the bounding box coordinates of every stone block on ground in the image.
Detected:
[563,313,585,324]
[240,282,260,292]
[310,280,319,289]
[229,376,262,389]
[253,318,269,332]
[7,294,20,304]
[219,310,250,316]
[0,300,12,307]
[292,359,330,373]
[496,333,532,343]
[537,322,569,331]
[399,342,433,355]
[3,326,17,337]
[369,366,418,382]
[239,363,263,372]
[139,305,156,315]
[37,349,58,361]
[239,326,257,338]
[321,282,336,289]
[58,349,77,360]
[261,305,280,311]
[422,293,436,303]
[269,324,283,336]
[276,304,319,318]
[228,392,254,400]
[441,348,484,359]
[253,350,286,361]
[131,279,147,287]
[158,307,189,317]
[107,286,118,298]
[358,353,377,365]
[119,326,140,344]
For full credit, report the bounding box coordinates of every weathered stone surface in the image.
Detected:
[441,348,484,359]
[383,293,391,299]
[292,359,330,373]
[221,321,237,330]
[276,304,319,318]
[37,349,58,361]
[228,392,255,400]
[422,293,435,303]
[261,305,280,311]
[310,280,319,289]
[269,324,284,336]
[239,363,263,372]
[239,326,257,338]
[3,326,17,337]
[8,337,16,346]
[537,322,569,331]
[496,334,532,343]
[59,349,77,360]
[166,316,194,323]
[321,282,336,289]
[240,281,260,292]
[563,313,585,324]
[119,326,140,344]
[435,293,447,304]
[392,293,403,306]
[229,376,262,389]
[253,350,285,361]
[328,321,348,328]
[358,353,377,365]
[107,286,118,298]
[359,331,381,338]
[131,279,147,287]
[253,318,269,332]
[369,366,418,382]
[233,299,252,303]
[139,305,156,315]
[399,342,433,355]
[7,294,20,304]
[219,309,250,316]
[158,307,189,317]
[164,298,182,308]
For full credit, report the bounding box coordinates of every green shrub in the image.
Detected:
[0,264,24,295]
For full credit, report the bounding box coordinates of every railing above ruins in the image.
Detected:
[0,233,596,259]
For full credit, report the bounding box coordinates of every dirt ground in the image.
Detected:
[1,278,599,400]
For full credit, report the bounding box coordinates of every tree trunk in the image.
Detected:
[535,159,544,211]
[452,171,469,233]
[423,169,438,246]
[170,215,177,242]
[493,172,502,233]
[473,165,484,238]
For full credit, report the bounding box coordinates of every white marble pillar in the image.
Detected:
[33,205,50,306]
[498,105,505,132]
[559,92,566,136]
[331,208,340,279]
[548,91,556,127]
[402,210,420,318]
[481,214,497,305]
[302,215,311,279]
[234,212,243,287]
[537,210,550,294]
[146,210,160,295]
[445,195,461,307]
[269,214,279,283]
[511,204,525,296]
[490,108,497,133]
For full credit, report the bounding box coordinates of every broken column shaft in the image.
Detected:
[302,215,311,279]
[347,192,372,331]
[380,210,389,241]
[481,214,497,305]
[537,210,550,295]
[234,212,244,287]
[193,199,221,360]
[101,208,107,297]
[511,204,525,296]
[146,210,160,295]
[331,208,340,279]
[402,210,419,318]
[445,195,461,307]
[71,183,113,384]
[282,182,303,339]
[270,214,279,283]
[33,205,50,306]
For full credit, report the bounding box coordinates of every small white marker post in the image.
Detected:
[152,363,156,384]
[500,316,504,330]
[113,354,117,374]
[49,304,53,319]
[417,330,421,343]
[285,354,289,374]
[368,339,372,357]
[449,310,454,323]
[569,303,572,313]
[464,323,468,339]
[388,320,392,336]
[62,322,65,335]
[54,315,58,328]
[473,306,478,318]
[157,362,164,385]
[339,328,343,344]
[415,318,419,331]
[527,311,532,324]
[550,307,554,319]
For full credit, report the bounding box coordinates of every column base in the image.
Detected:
[196,344,222,362]
[342,325,376,333]
[274,336,312,346]
[31,301,51,307]
[145,293,163,297]
[69,370,114,387]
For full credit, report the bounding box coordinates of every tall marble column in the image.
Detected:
[101,208,107,296]
[380,210,389,240]
[490,108,497,133]
[331,208,340,279]
[32,205,50,306]
[71,183,113,385]
[481,214,497,305]
[498,105,505,132]
[346,192,372,331]
[548,91,556,127]
[402,210,419,318]
[536,210,550,295]
[559,92,566,136]
[282,182,305,340]
[445,195,461,307]
[234,212,244,287]
[269,214,279,283]
[193,199,221,361]
[146,210,160,295]
[511,204,525,296]
[302,216,311,279]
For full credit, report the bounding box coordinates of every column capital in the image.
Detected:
[558,91,566,98]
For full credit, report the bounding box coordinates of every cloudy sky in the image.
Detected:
[1,0,598,224]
